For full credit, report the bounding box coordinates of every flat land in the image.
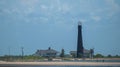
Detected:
[0,61,120,66]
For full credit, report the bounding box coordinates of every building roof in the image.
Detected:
[36,47,58,54]
[40,49,57,53]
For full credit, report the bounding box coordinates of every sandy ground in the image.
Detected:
[0,61,120,66]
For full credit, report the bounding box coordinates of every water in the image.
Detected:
[73,59,120,62]
[32,66,120,67]
[0,65,120,67]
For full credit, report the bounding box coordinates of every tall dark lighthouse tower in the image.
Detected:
[77,21,84,58]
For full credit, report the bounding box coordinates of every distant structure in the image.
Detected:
[70,49,94,58]
[34,47,58,58]
[70,21,94,58]
[77,21,84,58]
[90,48,94,59]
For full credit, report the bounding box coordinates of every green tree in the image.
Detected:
[114,55,120,58]
[60,49,65,58]
[107,54,112,58]
[94,54,104,58]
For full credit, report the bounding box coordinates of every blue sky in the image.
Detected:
[0,0,120,56]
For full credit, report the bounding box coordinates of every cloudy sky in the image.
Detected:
[0,0,120,56]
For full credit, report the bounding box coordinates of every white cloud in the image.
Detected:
[86,0,120,22]
[79,19,87,23]
[2,9,11,14]
[105,0,120,17]
[91,16,101,22]
[60,4,71,14]
[39,17,48,22]
[40,5,48,10]
[0,0,120,24]
[20,0,39,7]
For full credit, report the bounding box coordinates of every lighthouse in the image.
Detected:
[77,21,84,58]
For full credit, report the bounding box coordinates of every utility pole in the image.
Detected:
[21,47,24,61]
[8,47,11,61]
[8,47,10,57]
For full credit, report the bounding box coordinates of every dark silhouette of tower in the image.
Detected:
[77,21,84,58]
